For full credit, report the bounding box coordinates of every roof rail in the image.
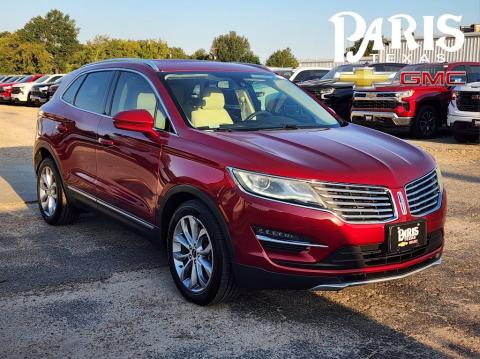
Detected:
[80,58,159,71]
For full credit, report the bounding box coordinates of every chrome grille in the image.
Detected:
[313,183,396,222]
[405,169,441,216]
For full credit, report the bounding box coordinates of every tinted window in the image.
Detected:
[293,70,329,82]
[111,71,167,130]
[451,65,467,84]
[74,71,114,114]
[322,64,353,80]
[62,74,86,104]
[467,65,480,83]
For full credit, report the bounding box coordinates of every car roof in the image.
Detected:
[82,58,272,74]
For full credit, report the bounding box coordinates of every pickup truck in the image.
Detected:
[351,62,480,138]
[298,63,406,121]
[448,82,480,143]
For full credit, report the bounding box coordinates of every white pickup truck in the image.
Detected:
[448,82,480,143]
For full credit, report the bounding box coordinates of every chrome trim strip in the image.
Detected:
[397,191,407,215]
[80,58,160,71]
[256,234,328,248]
[227,167,399,225]
[310,258,442,291]
[60,67,178,135]
[67,185,155,229]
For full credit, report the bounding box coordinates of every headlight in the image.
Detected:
[395,90,414,99]
[229,168,326,208]
[435,166,444,193]
[39,86,48,91]
[3,85,12,90]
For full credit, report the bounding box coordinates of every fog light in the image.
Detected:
[253,226,306,242]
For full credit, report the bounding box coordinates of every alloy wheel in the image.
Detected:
[419,110,436,136]
[39,166,58,217]
[172,215,214,293]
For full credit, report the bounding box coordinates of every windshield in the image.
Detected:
[161,72,340,131]
[18,76,33,83]
[322,64,354,80]
[393,64,445,82]
[34,75,50,83]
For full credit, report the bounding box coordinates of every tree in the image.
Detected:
[210,31,260,64]
[345,37,388,57]
[191,48,210,60]
[18,9,80,72]
[265,48,298,68]
[0,32,53,73]
[168,47,188,59]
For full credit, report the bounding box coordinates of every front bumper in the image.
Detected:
[223,184,446,289]
[233,255,442,290]
[351,110,413,127]
[11,92,29,103]
[30,93,48,104]
[447,103,480,126]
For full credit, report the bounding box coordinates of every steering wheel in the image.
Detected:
[244,110,271,122]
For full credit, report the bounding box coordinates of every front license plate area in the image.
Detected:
[387,220,427,253]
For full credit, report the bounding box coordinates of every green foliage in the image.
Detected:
[265,48,298,68]
[345,38,383,57]
[169,47,189,59]
[0,10,267,74]
[17,9,80,72]
[0,32,54,73]
[210,31,260,64]
[191,49,210,60]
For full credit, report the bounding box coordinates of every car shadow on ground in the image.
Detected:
[0,146,36,204]
[0,205,450,358]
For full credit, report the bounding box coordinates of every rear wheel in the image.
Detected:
[412,106,438,138]
[167,200,238,305]
[37,158,79,225]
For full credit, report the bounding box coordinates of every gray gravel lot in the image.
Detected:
[0,105,479,358]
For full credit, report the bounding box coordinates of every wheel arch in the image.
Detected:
[158,185,236,260]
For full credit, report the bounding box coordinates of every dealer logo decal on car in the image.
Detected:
[397,224,421,247]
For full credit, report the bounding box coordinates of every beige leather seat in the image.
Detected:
[137,92,166,129]
[191,90,233,128]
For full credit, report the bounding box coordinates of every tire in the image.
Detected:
[412,106,438,139]
[167,200,239,305]
[37,157,79,225]
[27,93,32,106]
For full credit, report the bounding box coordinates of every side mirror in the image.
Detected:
[113,109,156,135]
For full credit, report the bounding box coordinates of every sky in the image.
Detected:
[1,0,479,62]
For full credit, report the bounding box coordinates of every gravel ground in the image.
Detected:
[0,105,479,358]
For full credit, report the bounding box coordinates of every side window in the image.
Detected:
[74,71,114,114]
[111,71,168,130]
[62,74,85,104]
[451,65,467,84]
[467,65,480,83]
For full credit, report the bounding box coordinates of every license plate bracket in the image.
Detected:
[386,220,427,253]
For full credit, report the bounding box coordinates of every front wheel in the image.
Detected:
[412,106,438,139]
[167,200,238,305]
[37,158,79,225]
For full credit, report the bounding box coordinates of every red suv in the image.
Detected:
[34,59,446,305]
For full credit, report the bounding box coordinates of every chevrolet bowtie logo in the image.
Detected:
[337,67,391,88]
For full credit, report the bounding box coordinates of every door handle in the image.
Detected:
[98,137,114,147]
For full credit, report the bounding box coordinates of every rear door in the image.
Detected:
[59,70,115,198]
[96,70,171,225]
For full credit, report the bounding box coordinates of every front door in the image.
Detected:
[96,70,171,225]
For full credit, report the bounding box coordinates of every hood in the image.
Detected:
[369,83,446,92]
[298,78,352,90]
[204,124,435,188]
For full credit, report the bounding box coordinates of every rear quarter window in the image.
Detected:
[62,74,86,104]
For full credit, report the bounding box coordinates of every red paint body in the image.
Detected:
[34,60,446,288]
